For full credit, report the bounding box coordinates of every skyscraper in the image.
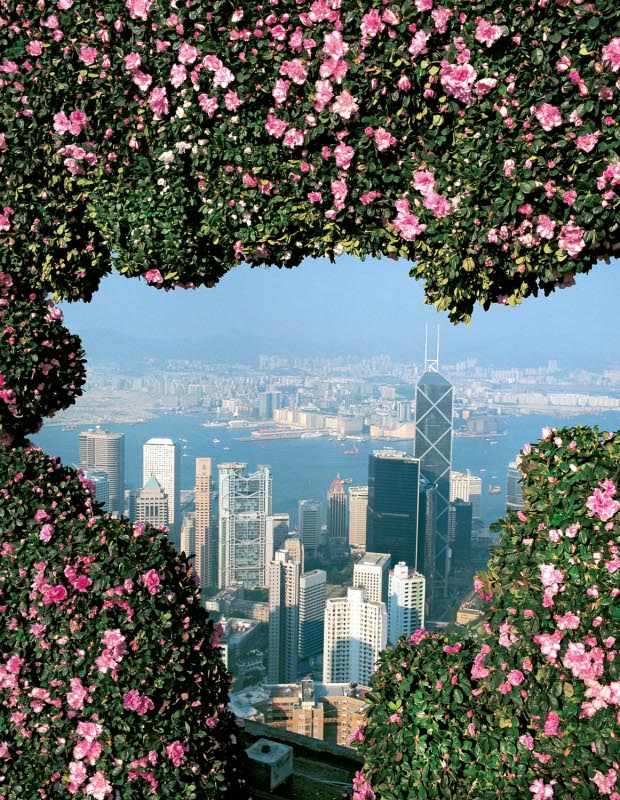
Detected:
[414,334,453,598]
[366,450,421,570]
[284,533,304,574]
[299,569,327,660]
[81,470,110,513]
[327,475,348,550]
[268,549,300,684]
[506,456,526,511]
[218,463,273,589]
[450,469,482,520]
[298,499,321,556]
[323,586,387,686]
[388,563,425,645]
[259,390,283,421]
[417,480,437,605]
[131,475,169,528]
[271,512,290,550]
[180,512,195,563]
[143,438,180,536]
[449,499,473,570]
[353,552,391,605]
[79,429,125,516]
[348,486,368,550]
[195,458,214,589]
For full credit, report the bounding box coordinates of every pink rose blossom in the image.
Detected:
[334,143,355,168]
[85,771,112,800]
[165,740,186,767]
[144,269,163,286]
[323,31,349,59]
[586,482,620,522]
[213,67,235,88]
[361,9,384,37]
[392,199,427,241]
[178,43,200,65]
[126,0,153,20]
[148,87,169,119]
[557,222,585,258]
[602,37,620,73]
[533,103,562,131]
[283,128,304,148]
[413,170,436,195]
[141,569,162,595]
[409,30,428,58]
[475,19,504,47]
[530,779,555,799]
[374,127,396,151]
[440,61,477,104]
[543,712,560,736]
[331,90,359,120]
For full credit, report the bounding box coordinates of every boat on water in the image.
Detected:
[301,431,324,439]
[344,445,359,456]
[251,427,303,440]
[223,446,230,451]
[489,441,499,445]
[488,486,502,494]
[342,478,353,484]
[213,438,221,444]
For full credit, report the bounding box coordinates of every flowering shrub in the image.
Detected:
[354,426,620,799]
[0,446,246,799]
[0,0,619,320]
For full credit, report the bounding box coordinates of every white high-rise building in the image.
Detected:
[348,486,368,550]
[195,458,214,589]
[131,475,169,528]
[506,456,526,511]
[79,429,125,516]
[353,552,391,604]
[298,499,321,555]
[218,463,273,589]
[323,586,387,686]
[143,438,180,535]
[268,550,300,684]
[284,533,304,574]
[299,569,327,660]
[388,562,425,645]
[450,469,482,519]
[180,512,195,563]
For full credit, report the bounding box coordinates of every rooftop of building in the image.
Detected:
[371,448,418,461]
[143,474,163,490]
[355,552,390,567]
[144,437,175,445]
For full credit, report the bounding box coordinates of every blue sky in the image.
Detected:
[61,256,619,368]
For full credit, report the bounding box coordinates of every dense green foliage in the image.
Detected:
[0,446,247,799]
[354,426,620,799]
[1,0,619,320]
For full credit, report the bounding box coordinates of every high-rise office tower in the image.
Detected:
[195,458,214,589]
[299,569,327,660]
[414,331,453,598]
[180,512,195,563]
[271,513,290,550]
[284,533,305,574]
[396,400,412,423]
[79,429,125,515]
[348,486,368,550]
[81,470,110,513]
[218,463,273,589]
[450,470,482,520]
[366,450,421,571]
[417,480,437,605]
[323,586,387,686]
[131,475,169,528]
[449,499,473,570]
[506,456,526,511]
[268,550,300,683]
[327,476,348,549]
[259,390,283,421]
[353,552,391,605]
[388,562,425,645]
[298,499,321,556]
[143,438,180,536]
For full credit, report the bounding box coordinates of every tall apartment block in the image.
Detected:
[353,552,391,605]
[299,569,327,660]
[218,463,273,590]
[298,499,321,556]
[195,458,214,589]
[506,456,526,511]
[327,476,348,549]
[284,533,304,574]
[268,550,301,684]
[143,438,180,538]
[180,512,195,564]
[348,486,368,550]
[450,469,482,520]
[79,429,125,516]
[323,586,387,687]
[449,499,473,570]
[414,357,453,598]
[388,562,425,645]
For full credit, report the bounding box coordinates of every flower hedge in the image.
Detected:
[0,446,247,800]
[353,425,620,800]
[0,0,619,320]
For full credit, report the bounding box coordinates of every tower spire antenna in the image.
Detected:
[424,324,439,373]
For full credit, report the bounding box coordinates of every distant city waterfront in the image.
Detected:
[33,410,620,527]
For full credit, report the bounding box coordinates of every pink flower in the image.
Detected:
[148,87,169,119]
[39,523,54,543]
[475,19,504,47]
[536,215,556,239]
[323,31,349,59]
[85,771,112,800]
[272,78,290,105]
[265,114,288,138]
[409,30,428,58]
[592,768,618,794]
[141,569,162,595]
[133,70,152,92]
[576,131,601,153]
[534,630,564,662]
[169,64,187,88]
[533,103,562,131]
[415,0,433,9]
[440,61,477,104]
[602,37,620,73]
[314,79,334,112]
[307,192,323,203]
[475,78,497,98]
[198,95,218,117]
[530,779,555,799]
[555,611,580,630]
[124,53,142,71]
[348,723,365,744]
[557,222,585,258]
[144,269,163,286]
[126,0,152,20]
[178,43,200,65]
[43,585,67,604]
[165,740,186,767]
[392,199,427,241]
[334,143,355,168]
[283,128,304,148]
[361,9,384,37]
[431,6,452,33]
[79,45,98,66]
[331,90,359,120]
[213,67,235,88]
[374,127,396,151]
[543,712,560,736]
[280,59,308,85]
[224,91,242,111]
[413,170,436,195]
[507,669,524,686]
[67,678,90,710]
[586,483,620,522]
[471,644,492,679]
[519,734,535,750]
[423,191,451,218]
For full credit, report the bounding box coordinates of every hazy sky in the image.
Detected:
[61,256,619,368]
